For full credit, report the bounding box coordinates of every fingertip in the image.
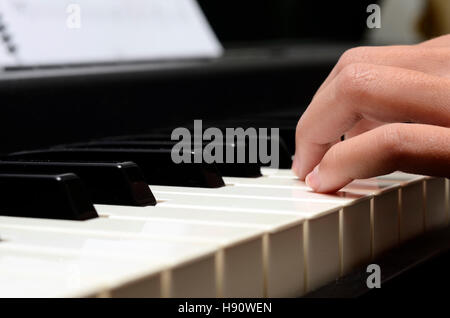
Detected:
[291,155,303,179]
[305,165,321,191]
[292,155,310,181]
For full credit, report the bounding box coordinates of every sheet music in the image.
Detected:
[0,46,15,66]
[0,0,223,66]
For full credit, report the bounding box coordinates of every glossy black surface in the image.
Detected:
[0,44,348,156]
[57,141,262,177]
[6,149,225,188]
[95,132,292,169]
[0,161,156,206]
[0,173,98,220]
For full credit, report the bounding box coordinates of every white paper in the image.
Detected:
[0,0,223,66]
[0,45,15,66]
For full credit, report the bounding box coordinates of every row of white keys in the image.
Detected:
[1,168,445,297]
[148,176,355,294]
[222,169,447,280]
[0,244,166,298]
[0,176,346,296]
[425,177,448,230]
[341,178,401,258]
[152,190,345,292]
[99,201,340,294]
[226,173,399,259]
[225,173,382,279]
[258,170,447,251]
[98,204,306,297]
[377,172,448,241]
[0,247,110,298]
[258,170,447,255]
[151,180,372,281]
[0,215,266,297]
[0,222,219,297]
[257,169,447,256]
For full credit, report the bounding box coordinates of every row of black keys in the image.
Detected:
[0,118,298,221]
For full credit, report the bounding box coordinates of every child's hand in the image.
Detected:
[293,34,450,192]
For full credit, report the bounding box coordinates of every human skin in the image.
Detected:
[292,34,450,193]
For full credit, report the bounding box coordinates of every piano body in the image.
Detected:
[0,0,449,298]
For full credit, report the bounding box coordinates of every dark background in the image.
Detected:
[198,0,375,45]
[0,0,376,154]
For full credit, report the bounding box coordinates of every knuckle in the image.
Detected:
[377,123,407,162]
[334,63,377,102]
[338,47,369,68]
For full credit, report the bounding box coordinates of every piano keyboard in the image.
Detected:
[0,165,447,297]
[0,110,447,298]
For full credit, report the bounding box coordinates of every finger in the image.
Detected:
[305,123,450,193]
[344,118,384,139]
[293,63,450,180]
[314,45,450,98]
[419,34,450,47]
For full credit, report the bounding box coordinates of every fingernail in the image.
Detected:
[291,155,298,173]
[305,165,321,191]
[292,154,307,180]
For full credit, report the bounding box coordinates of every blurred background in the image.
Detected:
[0,0,449,154]
[198,0,449,46]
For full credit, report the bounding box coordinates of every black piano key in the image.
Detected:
[96,132,292,169]
[57,141,262,177]
[210,120,297,156]
[0,173,98,220]
[277,127,296,156]
[97,133,179,142]
[196,126,293,168]
[0,161,156,206]
[6,149,225,188]
[253,109,302,120]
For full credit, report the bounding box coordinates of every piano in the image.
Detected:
[1,0,449,298]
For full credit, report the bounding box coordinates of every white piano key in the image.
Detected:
[162,254,217,298]
[261,168,297,177]
[264,224,304,297]
[0,246,161,297]
[377,173,427,242]
[340,201,371,275]
[151,184,366,204]
[399,180,425,242]
[96,204,306,297]
[157,192,341,216]
[424,178,447,230]
[0,223,218,297]
[223,176,310,189]
[0,216,264,297]
[377,172,426,182]
[218,237,263,297]
[96,204,301,228]
[0,216,262,245]
[262,169,425,183]
[371,190,399,258]
[304,211,340,292]
[343,179,400,258]
[0,268,104,298]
